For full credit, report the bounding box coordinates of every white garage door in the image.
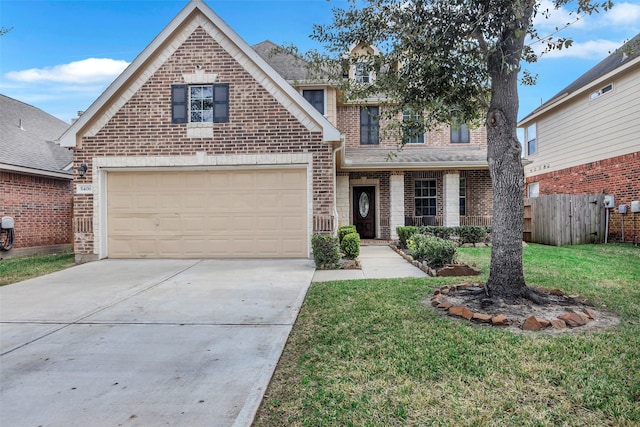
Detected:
[106,168,308,258]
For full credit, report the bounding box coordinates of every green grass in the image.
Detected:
[0,253,75,286]
[253,244,640,426]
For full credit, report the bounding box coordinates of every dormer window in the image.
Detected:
[354,63,371,83]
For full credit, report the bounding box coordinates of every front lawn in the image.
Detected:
[0,253,75,286]
[254,244,640,426]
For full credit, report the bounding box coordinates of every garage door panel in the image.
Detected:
[107,169,307,258]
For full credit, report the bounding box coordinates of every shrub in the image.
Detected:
[311,234,341,269]
[341,232,360,259]
[338,225,357,243]
[418,226,455,240]
[396,226,418,248]
[407,234,457,268]
[456,226,488,244]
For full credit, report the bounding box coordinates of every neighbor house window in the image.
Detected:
[528,182,539,198]
[415,179,437,216]
[354,63,370,83]
[302,89,325,114]
[403,110,424,144]
[360,106,380,145]
[459,177,466,216]
[526,123,536,155]
[171,83,229,124]
[450,121,470,143]
[589,83,613,100]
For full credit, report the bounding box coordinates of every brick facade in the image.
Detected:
[0,171,73,250]
[337,105,487,149]
[73,26,334,256]
[526,152,640,242]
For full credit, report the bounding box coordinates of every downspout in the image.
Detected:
[332,135,346,235]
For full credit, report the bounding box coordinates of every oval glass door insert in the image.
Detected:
[359,192,370,218]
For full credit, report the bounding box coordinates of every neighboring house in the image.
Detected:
[60,0,492,262]
[518,34,640,242]
[0,94,73,257]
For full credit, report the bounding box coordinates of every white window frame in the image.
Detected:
[526,123,537,156]
[589,83,614,101]
[528,182,539,198]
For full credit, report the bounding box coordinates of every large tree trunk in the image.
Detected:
[485,23,531,301]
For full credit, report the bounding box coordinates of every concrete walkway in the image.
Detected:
[312,245,428,282]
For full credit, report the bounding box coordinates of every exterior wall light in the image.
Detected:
[77,164,88,177]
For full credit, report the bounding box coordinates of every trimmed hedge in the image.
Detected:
[338,225,357,243]
[407,234,457,268]
[455,226,487,244]
[341,232,360,259]
[311,234,341,269]
[398,225,490,246]
[396,226,418,248]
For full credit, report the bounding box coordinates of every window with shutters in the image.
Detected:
[171,83,229,124]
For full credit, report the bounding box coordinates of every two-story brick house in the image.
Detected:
[60,0,492,261]
[254,40,493,241]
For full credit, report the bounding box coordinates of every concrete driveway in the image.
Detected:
[0,258,314,427]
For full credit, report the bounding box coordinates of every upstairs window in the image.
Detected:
[403,110,424,144]
[302,89,325,115]
[450,121,470,143]
[526,123,536,155]
[171,83,229,124]
[360,106,380,145]
[354,63,371,83]
[589,83,613,100]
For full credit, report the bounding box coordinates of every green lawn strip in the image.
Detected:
[0,253,75,286]
[254,244,640,426]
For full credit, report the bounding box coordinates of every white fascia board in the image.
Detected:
[1,163,73,180]
[518,56,640,128]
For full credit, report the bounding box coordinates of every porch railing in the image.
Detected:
[404,216,492,227]
[313,215,335,233]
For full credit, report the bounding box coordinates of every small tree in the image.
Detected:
[308,0,613,302]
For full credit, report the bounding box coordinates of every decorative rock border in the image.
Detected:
[390,245,481,277]
[430,284,598,331]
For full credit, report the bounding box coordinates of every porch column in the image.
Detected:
[336,174,350,229]
[389,173,405,239]
[443,172,460,227]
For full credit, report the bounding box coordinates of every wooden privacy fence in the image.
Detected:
[524,193,606,246]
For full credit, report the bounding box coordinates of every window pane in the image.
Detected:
[414,179,436,216]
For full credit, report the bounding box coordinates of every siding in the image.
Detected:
[525,66,640,177]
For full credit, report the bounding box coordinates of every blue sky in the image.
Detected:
[1,0,639,128]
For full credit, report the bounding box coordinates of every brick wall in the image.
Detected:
[74,26,333,255]
[0,171,73,249]
[526,152,640,242]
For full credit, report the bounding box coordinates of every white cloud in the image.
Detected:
[603,2,640,28]
[541,39,622,59]
[533,0,587,31]
[4,58,129,84]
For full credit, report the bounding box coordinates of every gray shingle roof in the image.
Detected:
[521,32,640,122]
[343,146,488,169]
[252,40,317,82]
[0,94,72,177]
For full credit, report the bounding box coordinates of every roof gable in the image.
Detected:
[59,0,340,147]
[0,94,72,178]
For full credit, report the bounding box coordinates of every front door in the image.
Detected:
[353,186,375,239]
